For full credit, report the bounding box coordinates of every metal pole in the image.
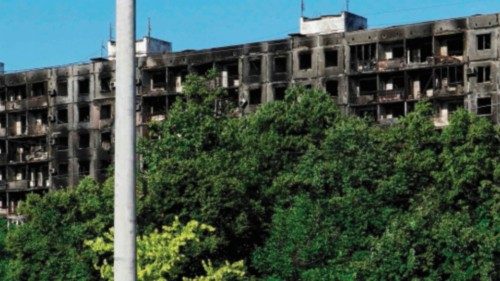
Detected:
[114,0,136,280]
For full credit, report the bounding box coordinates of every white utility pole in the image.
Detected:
[114,0,137,280]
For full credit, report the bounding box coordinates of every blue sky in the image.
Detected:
[0,0,499,71]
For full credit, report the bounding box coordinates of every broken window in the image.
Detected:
[79,133,90,149]
[381,42,404,60]
[101,132,112,151]
[57,108,68,123]
[274,57,287,73]
[57,80,68,96]
[449,66,464,85]
[407,37,433,63]
[325,80,339,96]
[79,160,91,176]
[359,78,378,95]
[31,82,46,97]
[299,51,312,70]
[54,136,68,150]
[249,59,261,76]
[274,86,286,101]
[58,163,68,175]
[78,105,90,123]
[151,69,166,89]
[100,104,112,120]
[438,34,464,56]
[8,85,26,100]
[249,88,262,105]
[477,34,491,50]
[78,78,90,96]
[100,76,112,93]
[477,97,492,115]
[101,160,112,172]
[352,44,376,61]
[477,66,491,83]
[324,49,338,67]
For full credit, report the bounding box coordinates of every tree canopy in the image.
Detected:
[1,71,498,280]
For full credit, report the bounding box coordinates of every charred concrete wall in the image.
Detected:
[0,12,499,214]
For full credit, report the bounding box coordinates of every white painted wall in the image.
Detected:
[108,37,171,60]
[300,12,367,35]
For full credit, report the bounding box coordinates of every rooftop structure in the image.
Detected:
[107,36,172,59]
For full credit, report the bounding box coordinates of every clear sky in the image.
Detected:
[1,0,499,71]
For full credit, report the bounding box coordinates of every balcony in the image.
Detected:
[28,124,48,136]
[26,150,49,163]
[6,100,27,111]
[350,60,377,73]
[377,58,406,72]
[26,96,48,109]
[376,90,405,103]
[8,180,29,191]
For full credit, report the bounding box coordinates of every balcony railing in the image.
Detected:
[8,180,29,190]
[28,124,48,136]
[376,90,405,103]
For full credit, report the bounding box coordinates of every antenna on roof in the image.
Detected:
[301,0,305,17]
[346,0,350,12]
[109,23,114,41]
[101,41,106,58]
[148,17,152,38]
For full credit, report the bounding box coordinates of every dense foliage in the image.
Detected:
[86,218,245,281]
[0,71,498,280]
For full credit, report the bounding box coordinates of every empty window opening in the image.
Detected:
[249,59,261,76]
[448,100,464,114]
[477,34,491,50]
[54,136,69,150]
[100,105,112,120]
[31,82,45,97]
[359,78,378,95]
[274,57,287,73]
[381,41,404,60]
[58,163,68,175]
[324,49,338,67]
[477,66,491,83]
[100,76,112,93]
[381,103,405,120]
[352,43,376,61]
[438,34,464,56]
[79,160,91,176]
[57,80,68,96]
[356,107,377,121]
[101,160,112,172]
[274,86,286,101]
[407,38,433,63]
[151,69,167,89]
[8,85,26,100]
[101,132,112,151]
[477,97,491,115]
[78,105,90,123]
[249,89,262,105]
[299,51,312,70]
[78,78,90,96]
[326,80,339,96]
[57,108,68,123]
[79,133,90,149]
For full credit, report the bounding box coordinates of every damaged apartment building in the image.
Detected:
[0,12,499,215]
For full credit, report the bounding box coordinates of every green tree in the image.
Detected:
[86,217,245,281]
[5,178,113,281]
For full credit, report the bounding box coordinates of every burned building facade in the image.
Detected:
[0,12,499,214]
